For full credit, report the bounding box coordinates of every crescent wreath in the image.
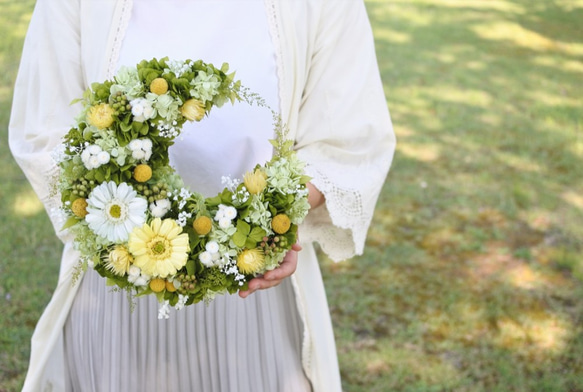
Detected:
[54,58,310,318]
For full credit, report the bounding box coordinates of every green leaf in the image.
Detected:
[232,231,247,248]
[60,216,80,231]
[248,227,267,242]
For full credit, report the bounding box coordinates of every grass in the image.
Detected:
[1,0,583,391]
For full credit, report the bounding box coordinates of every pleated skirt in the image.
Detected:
[63,269,311,392]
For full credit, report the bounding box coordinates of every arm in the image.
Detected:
[9,0,84,241]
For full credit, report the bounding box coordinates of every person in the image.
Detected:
[9,1,395,391]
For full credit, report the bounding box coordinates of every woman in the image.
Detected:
[9,1,395,391]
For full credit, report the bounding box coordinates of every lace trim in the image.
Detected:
[263,0,286,122]
[106,0,133,79]
[301,161,371,262]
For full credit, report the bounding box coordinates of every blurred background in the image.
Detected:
[1,1,582,391]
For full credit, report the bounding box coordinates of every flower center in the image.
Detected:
[109,204,122,218]
[152,241,166,255]
[105,200,128,222]
[148,236,171,259]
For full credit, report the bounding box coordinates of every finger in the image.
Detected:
[239,242,302,298]
[263,250,298,282]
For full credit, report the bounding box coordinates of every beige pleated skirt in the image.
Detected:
[64,269,311,392]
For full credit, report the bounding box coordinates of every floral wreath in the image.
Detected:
[55,58,310,318]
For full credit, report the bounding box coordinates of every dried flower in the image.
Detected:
[180,99,205,121]
[243,169,267,195]
[150,77,169,95]
[133,164,152,183]
[237,248,265,275]
[272,213,291,234]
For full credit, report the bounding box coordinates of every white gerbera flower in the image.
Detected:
[86,181,148,243]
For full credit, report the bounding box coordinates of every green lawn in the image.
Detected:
[1,1,582,391]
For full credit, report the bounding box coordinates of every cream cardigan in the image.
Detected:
[9,1,395,391]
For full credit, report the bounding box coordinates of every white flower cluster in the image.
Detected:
[158,294,191,319]
[176,211,192,227]
[199,241,222,267]
[171,188,193,210]
[231,187,250,205]
[130,98,156,122]
[81,144,110,170]
[128,265,150,286]
[221,175,241,192]
[149,198,171,218]
[157,120,180,138]
[214,204,238,229]
[128,138,153,161]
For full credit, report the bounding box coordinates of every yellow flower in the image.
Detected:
[129,218,190,278]
[243,169,267,195]
[133,164,152,182]
[71,198,88,218]
[237,248,265,275]
[87,103,115,129]
[272,214,291,234]
[149,278,166,293]
[150,78,169,95]
[106,245,133,276]
[165,280,178,292]
[180,99,205,121]
[192,216,212,235]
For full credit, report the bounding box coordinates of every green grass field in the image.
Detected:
[1,1,582,391]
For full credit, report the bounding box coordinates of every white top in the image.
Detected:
[118,0,278,196]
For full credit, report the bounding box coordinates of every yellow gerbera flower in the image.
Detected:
[129,218,189,278]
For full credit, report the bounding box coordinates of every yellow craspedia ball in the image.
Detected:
[133,164,152,182]
[165,280,178,292]
[180,99,205,122]
[87,103,115,129]
[71,198,89,218]
[243,168,267,195]
[237,248,265,275]
[272,214,291,234]
[192,216,212,235]
[149,278,166,293]
[150,77,169,95]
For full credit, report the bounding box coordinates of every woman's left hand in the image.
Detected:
[238,242,302,298]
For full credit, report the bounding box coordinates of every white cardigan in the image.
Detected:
[9,1,395,391]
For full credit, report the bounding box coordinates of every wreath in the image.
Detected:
[55,58,310,318]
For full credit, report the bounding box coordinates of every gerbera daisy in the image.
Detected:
[128,218,189,278]
[85,181,147,243]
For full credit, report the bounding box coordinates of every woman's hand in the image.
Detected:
[238,242,302,298]
[238,182,323,298]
